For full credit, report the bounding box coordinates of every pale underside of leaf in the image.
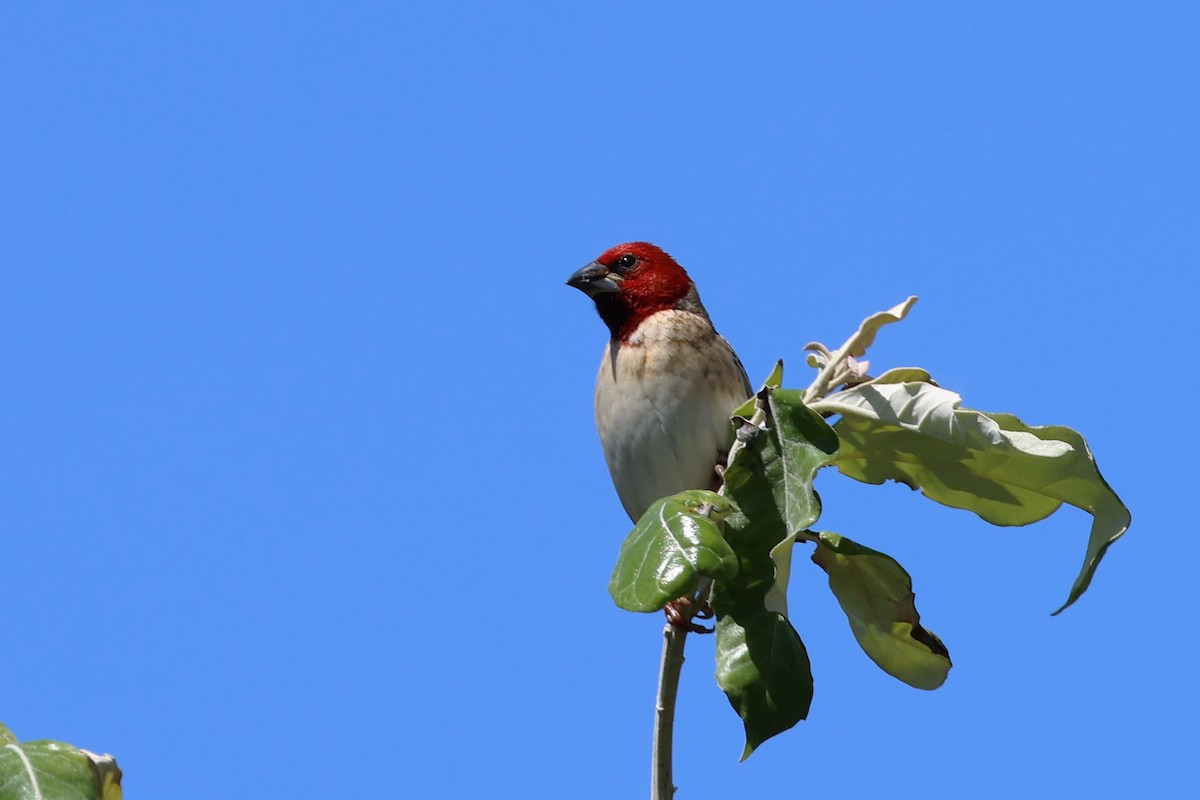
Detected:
[811,532,951,690]
[842,296,919,358]
[812,380,1130,613]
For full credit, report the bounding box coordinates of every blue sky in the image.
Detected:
[2,3,1195,798]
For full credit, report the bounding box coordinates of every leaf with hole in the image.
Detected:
[811,532,951,690]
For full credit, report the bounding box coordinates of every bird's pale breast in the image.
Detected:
[593,310,750,521]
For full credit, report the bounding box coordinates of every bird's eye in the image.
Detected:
[616,254,638,271]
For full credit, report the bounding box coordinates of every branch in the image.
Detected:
[648,383,774,797]
[652,623,687,800]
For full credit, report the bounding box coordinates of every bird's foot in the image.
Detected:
[665,595,715,634]
[709,463,727,492]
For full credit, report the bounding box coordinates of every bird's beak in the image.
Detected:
[566,261,622,297]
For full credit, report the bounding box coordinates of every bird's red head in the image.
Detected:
[566,242,698,341]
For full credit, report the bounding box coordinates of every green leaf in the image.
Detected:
[762,360,785,390]
[0,725,123,800]
[764,389,840,537]
[608,491,739,613]
[760,389,841,617]
[714,607,812,761]
[711,387,837,755]
[732,360,784,421]
[868,366,934,384]
[990,414,1130,615]
[811,532,951,690]
[811,379,1130,614]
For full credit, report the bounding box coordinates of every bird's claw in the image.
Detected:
[665,596,715,634]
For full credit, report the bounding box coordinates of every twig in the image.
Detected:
[804,296,918,403]
[652,622,687,800]
[649,373,798,797]
[804,343,851,403]
[650,399,767,798]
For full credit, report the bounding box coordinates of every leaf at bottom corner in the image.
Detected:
[0,726,123,800]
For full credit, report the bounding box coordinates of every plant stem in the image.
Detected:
[649,399,767,799]
[804,295,918,403]
[804,341,850,403]
[652,622,687,800]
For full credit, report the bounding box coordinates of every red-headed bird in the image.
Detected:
[567,242,752,522]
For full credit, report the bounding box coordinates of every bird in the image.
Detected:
[567,242,753,524]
